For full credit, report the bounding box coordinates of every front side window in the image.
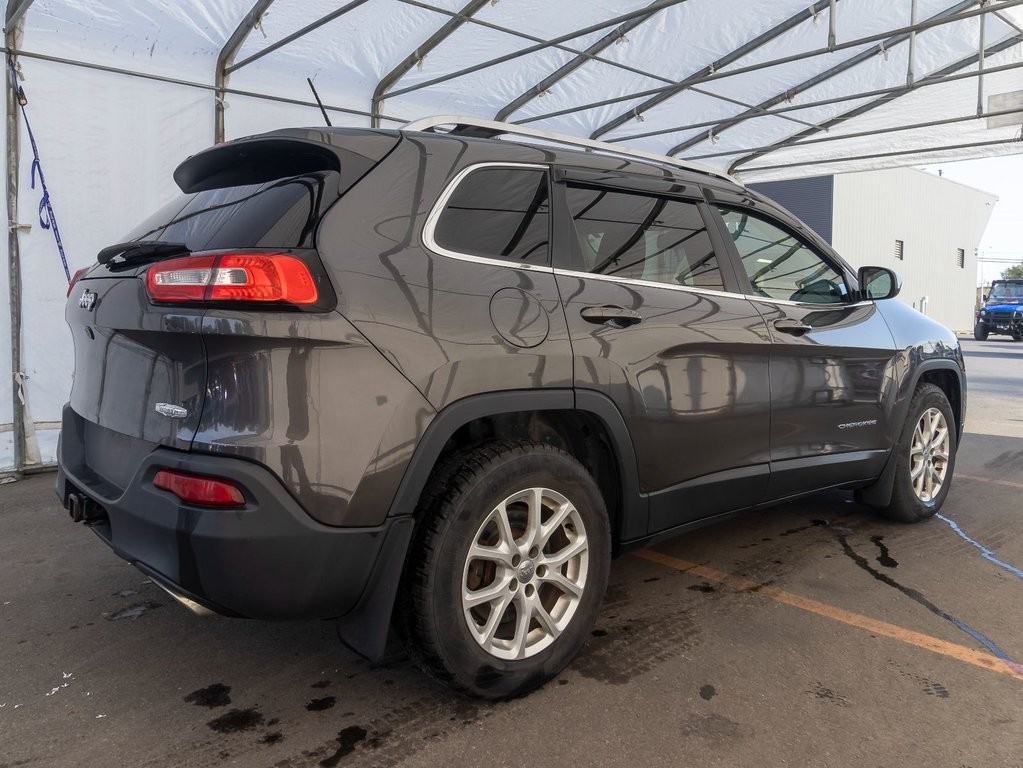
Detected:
[432,167,550,266]
[564,186,725,291]
[719,208,848,304]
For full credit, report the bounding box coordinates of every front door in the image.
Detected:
[708,204,899,500]
[552,172,773,538]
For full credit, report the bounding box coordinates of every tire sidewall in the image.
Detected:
[425,450,609,698]
[973,321,988,341]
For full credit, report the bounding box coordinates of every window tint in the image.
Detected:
[433,167,550,266]
[122,171,340,250]
[564,186,725,291]
[719,208,848,304]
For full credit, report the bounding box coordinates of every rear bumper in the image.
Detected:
[56,405,410,622]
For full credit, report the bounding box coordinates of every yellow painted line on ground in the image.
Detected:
[634,548,1023,682]
[956,473,1023,491]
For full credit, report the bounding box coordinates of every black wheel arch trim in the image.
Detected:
[346,389,646,661]
[859,357,964,508]
[385,388,646,537]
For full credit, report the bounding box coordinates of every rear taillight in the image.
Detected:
[153,469,245,507]
[146,252,318,305]
[67,267,88,297]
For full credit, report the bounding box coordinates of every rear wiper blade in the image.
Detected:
[97,240,189,265]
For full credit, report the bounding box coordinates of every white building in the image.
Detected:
[751,167,997,332]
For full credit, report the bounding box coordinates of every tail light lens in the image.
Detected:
[67,267,88,297]
[146,252,318,305]
[153,469,246,507]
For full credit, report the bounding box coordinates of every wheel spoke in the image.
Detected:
[512,592,532,659]
[477,593,513,647]
[910,461,925,480]
[492,502,517,551]
[538,500,574,550]
[463,574,512,609]
[530,597,561,639]
[468,541,515,568]
[541,535,588,569]
[540,567,584,598]
[523,487,544,548]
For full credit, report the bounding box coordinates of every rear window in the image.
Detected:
[121,171,341,251]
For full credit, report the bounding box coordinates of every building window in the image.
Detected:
[957,248,965,268]
[895,239,904,260]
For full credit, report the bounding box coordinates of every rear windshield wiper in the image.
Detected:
[97,240,189,265]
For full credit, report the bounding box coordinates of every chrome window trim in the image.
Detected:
[422,161,554,273]
[748,295,872,308]
[552,267,746,301]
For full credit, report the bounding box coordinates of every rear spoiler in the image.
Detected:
[173,128,401,194]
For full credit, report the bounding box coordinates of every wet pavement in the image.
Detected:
[2,339,1022,767]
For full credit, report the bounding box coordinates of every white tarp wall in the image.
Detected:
[3,0,1023,471]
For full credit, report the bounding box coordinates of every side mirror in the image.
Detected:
[982,294,988,302]
[858,266,901,301]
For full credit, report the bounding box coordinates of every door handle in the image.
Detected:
[773,318,813,336]
[580,305,643,328]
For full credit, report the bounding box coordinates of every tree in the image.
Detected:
[1002,264,1023,279]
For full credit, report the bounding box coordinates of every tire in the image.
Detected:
[395,439,610,699]
[973,321,989,341]
[875,383,957,523]
[1012,329,1022,342]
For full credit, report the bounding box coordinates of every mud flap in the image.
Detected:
[335,516,414,660]
[855,448,897,508]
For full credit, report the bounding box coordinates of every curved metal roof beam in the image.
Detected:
[372,0,490,128]
[384,0,690,101]
[225,0,370,75]
[215,0,275,143]
[727,31,1023,174]
[5,0,32,27]
[494,0,669,123]
[522,0,1023,130]
[667,0,983,156]
[589,0,835,140]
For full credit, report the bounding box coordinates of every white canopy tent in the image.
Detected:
[3,0,1022,473]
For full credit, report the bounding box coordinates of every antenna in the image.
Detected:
[306,78,332,127]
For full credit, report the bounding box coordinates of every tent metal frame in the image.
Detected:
[518,0,1023,129]
[3,0,1023,475]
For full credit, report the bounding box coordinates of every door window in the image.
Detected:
[718,208,848,304]
[433,166,550,266]
[563,186,725,291]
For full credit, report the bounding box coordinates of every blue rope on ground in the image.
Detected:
[8,59,71,283]
[936,513,1023,581]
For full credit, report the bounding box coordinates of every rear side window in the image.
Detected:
[717,208,848,304]
[432,166,550,266]
[121,171,340,251]
[563,186,725,291]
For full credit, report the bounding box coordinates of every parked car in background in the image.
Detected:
[57,117,966,699]
[974,278,1023,340]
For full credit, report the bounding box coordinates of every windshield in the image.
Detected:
[988,282,1023,302]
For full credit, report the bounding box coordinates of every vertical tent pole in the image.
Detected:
[4,0,32,477]
[907,0,918,85]
[977,5,986,116]
[215,0,275,143]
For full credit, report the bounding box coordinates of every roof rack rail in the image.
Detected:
[402,115,737,184]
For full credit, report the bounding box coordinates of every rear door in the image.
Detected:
[705,200,899,500]
[551,170,772,539]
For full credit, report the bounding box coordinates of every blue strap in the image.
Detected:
[9,59,71,283]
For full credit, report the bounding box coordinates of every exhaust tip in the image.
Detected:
[152,579,216,617]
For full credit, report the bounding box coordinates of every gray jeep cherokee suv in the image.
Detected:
[57,117,966,699]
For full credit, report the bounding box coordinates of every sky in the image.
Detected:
[919,154,1023,287]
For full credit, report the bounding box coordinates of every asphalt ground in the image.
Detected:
[2,338,1022,768]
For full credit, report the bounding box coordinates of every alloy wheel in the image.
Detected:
[461,487,589,660]
[910,407,950,503]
